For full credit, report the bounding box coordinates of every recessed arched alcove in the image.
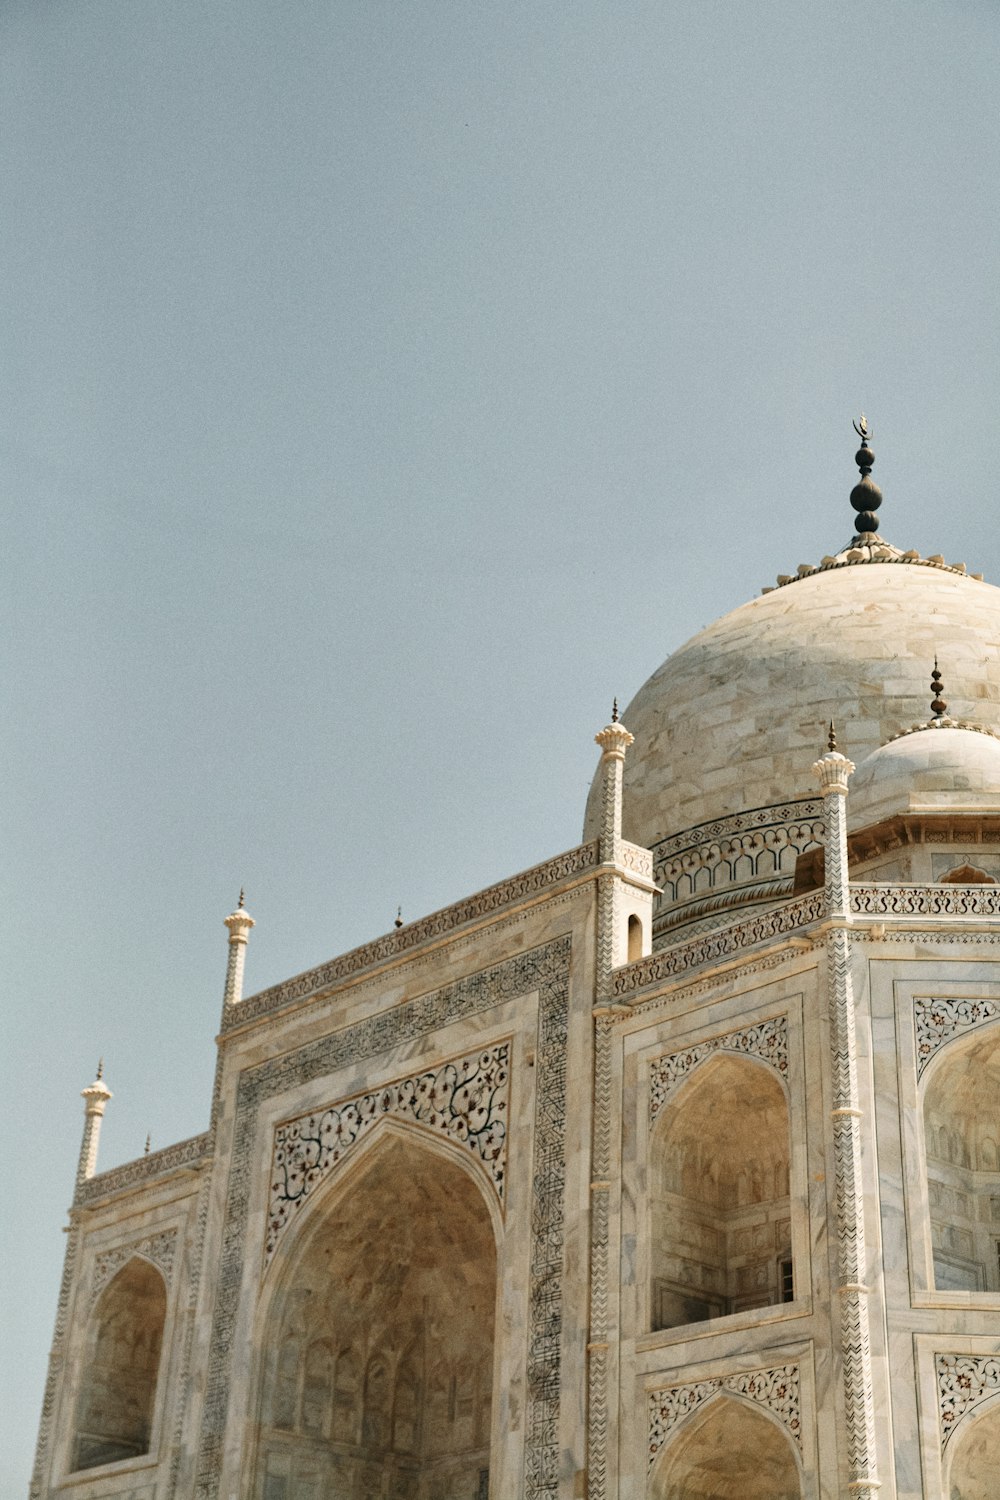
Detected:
[923,1023,1000,1292]
[948,1397,1000,1498]
[650,1053,792,1330]
[72,1257,166,1472]
[253,1126,497,1500]
[651,1393,802,1499]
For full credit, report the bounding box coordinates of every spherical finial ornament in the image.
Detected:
[930,657,948,719]
[394,906,403,929]
[850,414,882,533]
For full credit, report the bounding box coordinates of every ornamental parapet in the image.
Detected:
[74,1130,213,1206]
[849,883,1000,919]
[612,891,826,998]
[224,841,602,1032]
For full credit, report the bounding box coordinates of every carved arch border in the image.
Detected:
[915,995,1000,1080]
[649,1015,789,1127]
[648,1363,803,1476]
[194,935,571,1500]
[90,1229,178,1307]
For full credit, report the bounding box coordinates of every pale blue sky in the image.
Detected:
[3,2,999,1492]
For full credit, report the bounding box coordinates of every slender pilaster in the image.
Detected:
[223,890,255,1007]
[813,739,880,1498]
[588,706,633,1499]
[75,1061,112,1191]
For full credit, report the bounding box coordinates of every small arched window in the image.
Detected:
[627,914,644,962]
[73,1258,166,1471]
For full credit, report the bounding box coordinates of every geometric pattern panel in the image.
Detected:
[650,1017,788,1125]
[90,1228,178,1305]
[915,998,1000,1078]
[648,1363,802,1468]
[264,1042,510,1266]
[937,1353,1000,1447]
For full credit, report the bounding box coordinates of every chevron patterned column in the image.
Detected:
[588,708,634,1498]
[813,737,880,1499]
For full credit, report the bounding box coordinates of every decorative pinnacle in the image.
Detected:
[828,720,837,753]
[930,657,948,719]
[394,906,403,929]
[144,1133,151,1155]
[849,414,883,536]
[611,697,619,723]
[96,1057,104,1081]
[238,887,245,909]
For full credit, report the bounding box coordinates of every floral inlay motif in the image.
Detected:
[915,997,1000,1078]
[937,1354,1000,1446]
[91,1229,177,1304]
[265,1043,510,1264]
[648,1364,801,1468]
[650,1017,788,1124]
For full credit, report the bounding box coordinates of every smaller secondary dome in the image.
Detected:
[849,725,1000,831]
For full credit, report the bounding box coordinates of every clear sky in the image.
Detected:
[3,2,998,1492]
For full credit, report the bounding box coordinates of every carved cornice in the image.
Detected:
[613,892,825,998]
[223,842,600,1033]
[75,1132,212,1206]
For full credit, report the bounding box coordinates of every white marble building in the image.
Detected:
[32,428,1000,1498]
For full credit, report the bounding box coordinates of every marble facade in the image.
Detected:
[33,522,1000,1498]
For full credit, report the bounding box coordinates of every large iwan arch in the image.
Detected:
[252,1123,499,1500]
[650,1391,803,1499]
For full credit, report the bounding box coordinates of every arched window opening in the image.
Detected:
[948,1397,1000,1498]
[255,1133,497,1499]
[72,1257,166,1472]
[650,1053,792,1331]
[924,1024,1000,1292]
[627,914,644,962]
[651,1393,802,1499]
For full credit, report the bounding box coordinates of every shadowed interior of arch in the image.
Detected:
[948,1397,1000,1499]
[254,1131,497,1500]
[650,1052,792,1331]
[651,1392,802,1499]
[924,1023,1000,1292]
[72,1257,166,1472]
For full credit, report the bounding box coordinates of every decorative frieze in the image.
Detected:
[649,1017,788,1125]
[936,1354,1000,1446]
[648,1364,801,1468]
[223,844,599,1032]
[265,1043,510,1266]
[850,884,1000,918]
[75,1131,212,1205]
[91,1229,178,1304]
[915,997,1000,1077]
[613,892,825,997]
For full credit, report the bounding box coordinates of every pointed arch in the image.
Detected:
[946,1392,1000,1498]
[922,1021,1000,1292]
[651,1390,803,1499]
[252,1122,499,1498]
[72,1256,167,1471]
[650,1051,792,1330]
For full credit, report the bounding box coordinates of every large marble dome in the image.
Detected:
[584,543,1000,939]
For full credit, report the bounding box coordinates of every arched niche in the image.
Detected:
[72,1257,167,1471]
[948,1396,1000,1499]
[253,1124,498,1500]
[651,1392,802,1499]
[923,1023,1000,1292]
[650,1052,792,1331]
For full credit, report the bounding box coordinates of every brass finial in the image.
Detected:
[849,414,882,536]
[611,697,619,723]
[828,720,837,753]
[238,887,245,910]
[144,1133,151,1155]
[394,906,403,929]
[930,657,948,719]
[96,1057,104,1081]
